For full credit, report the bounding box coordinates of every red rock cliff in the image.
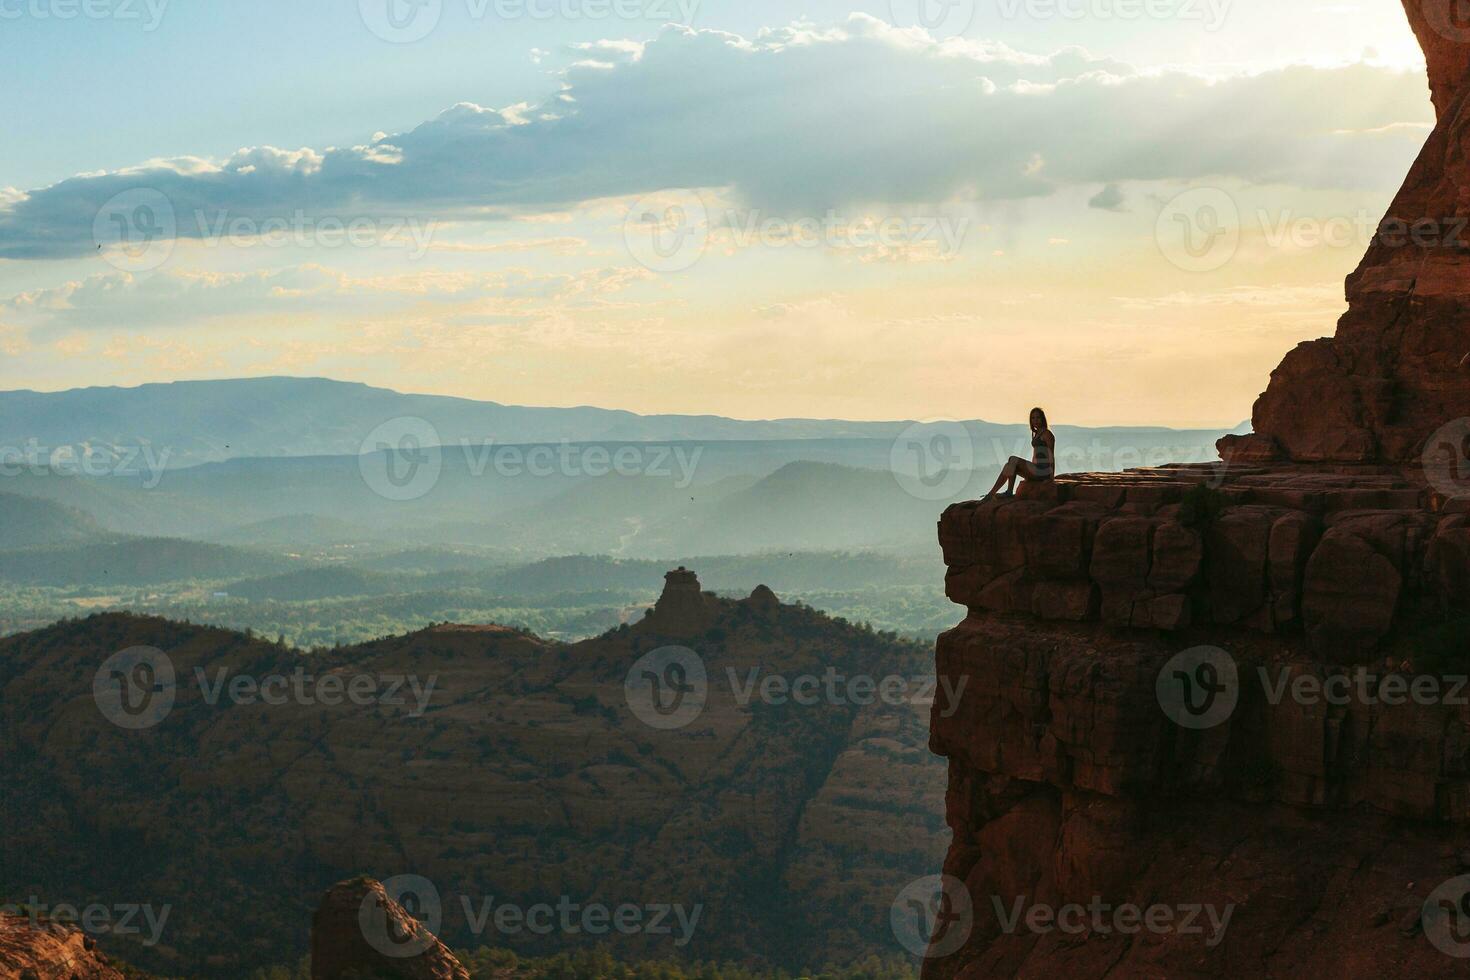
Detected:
[1221,0,1470,465]
[923,7,1470,976]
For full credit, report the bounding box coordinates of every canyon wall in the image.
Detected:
[1220,0,1470,465]
[925,5,1470,975]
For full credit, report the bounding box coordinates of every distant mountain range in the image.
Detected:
[0,376,1240,555]
[0,376,1246,467]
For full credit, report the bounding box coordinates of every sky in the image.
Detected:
[0,0,1438,426]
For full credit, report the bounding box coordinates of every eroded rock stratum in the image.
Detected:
[1221,0,1470,465]
[925,5,1470,976]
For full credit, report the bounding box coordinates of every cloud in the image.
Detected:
[0,15,1433,261]
[3,262,656,338]
[1089,183,1128,212]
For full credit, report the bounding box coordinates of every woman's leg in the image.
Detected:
[985,457,1024,499]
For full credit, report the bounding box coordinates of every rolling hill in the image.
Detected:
[0,574,947,975]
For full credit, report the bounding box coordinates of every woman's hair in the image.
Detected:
[1030,407,1049,432]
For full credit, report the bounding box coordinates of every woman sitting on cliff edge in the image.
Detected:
[983,407,1055,501]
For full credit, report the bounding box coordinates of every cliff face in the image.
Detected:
[924,8,1470,975]
[1221,0,1470,465]
[0,915,125,979]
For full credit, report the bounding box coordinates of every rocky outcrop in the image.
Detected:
[311,877,469,980]
[941,467,1465,656]
[0,914,125,980]
[1221,0,1470,465]
[644,566,719,636]
[926,11,1470,972]
[927,474,1470,975]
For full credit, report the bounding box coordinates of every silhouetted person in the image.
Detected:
[983,407,1055,500]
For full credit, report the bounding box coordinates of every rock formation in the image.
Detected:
[310,877,469,980]
[0,914,125,980]
[1220,0,1470,465]
[924,6,1470,975]
[643,565,718,635]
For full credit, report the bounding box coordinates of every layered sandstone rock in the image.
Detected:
[310,877,469,980]
[0,914,124,980]
[1220,0,1470,465]
[927,476,1470,975]
[925,11,1470,973]
[940,467,1465,655]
